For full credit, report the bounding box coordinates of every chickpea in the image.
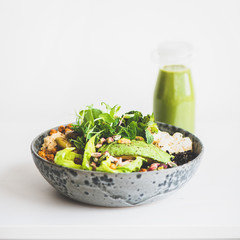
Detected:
[58,125,65,133]
[46,153,55,162]
[50,148,57,155]
[65,128,71,133]
[38,150,46,159]
[49,129,57,136]
[66,124,73,129]
[135,136,144,141]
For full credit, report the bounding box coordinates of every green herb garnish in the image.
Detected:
[71,102,158,152]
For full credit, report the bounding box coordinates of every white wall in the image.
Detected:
[1,0,239,129]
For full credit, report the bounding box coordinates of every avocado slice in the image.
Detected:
[99,140,173,164]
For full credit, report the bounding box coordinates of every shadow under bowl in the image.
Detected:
[31,122,203,207]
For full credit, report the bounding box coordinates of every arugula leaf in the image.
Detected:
[118,126,130,138]
[71,103,158,151]
[124,113,135,119]
[110,104,121,118]
[101,102,120,117]
[101,102,112,112]
[92,108,103,119]
[78,110,86,124]
[125,111,143,123]
[99,113,115,123]
[127,121,137,139]
[71,136,85,151]
[112,117,121,127]
[85,110,94,126]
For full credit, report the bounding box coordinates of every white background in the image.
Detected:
[1,0,240,125]
[1,0,240,239]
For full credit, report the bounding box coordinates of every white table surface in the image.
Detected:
[0,119,240,239]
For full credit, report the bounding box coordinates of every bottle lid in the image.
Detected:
[156,41,193,58]
[152,41,193,66]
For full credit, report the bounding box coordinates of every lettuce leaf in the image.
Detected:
[96,157,120,173]
[117,157,146,173]
[96,156,145,173]
[82,135,96,170]
[145,128,154,144]
[54,147,82,169]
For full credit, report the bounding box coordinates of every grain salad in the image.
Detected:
[38,103,195,173]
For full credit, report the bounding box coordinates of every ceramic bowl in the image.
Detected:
[31,122,203,207]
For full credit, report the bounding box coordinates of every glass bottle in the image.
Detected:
[153,42,195,133]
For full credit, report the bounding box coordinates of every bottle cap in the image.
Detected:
[156,41,193,58]
[152,41,193,67]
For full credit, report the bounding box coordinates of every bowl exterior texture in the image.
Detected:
[31,122,203,207]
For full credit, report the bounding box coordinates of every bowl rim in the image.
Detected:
[31,121,204,175]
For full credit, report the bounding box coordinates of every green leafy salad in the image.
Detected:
[38,103,178,173]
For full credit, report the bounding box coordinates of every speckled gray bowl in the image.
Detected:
[31,122,203,207]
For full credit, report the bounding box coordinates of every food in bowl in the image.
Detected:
[38,103,195,173]
[32,117,203,207]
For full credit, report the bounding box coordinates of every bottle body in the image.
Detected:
[153,65,195,133]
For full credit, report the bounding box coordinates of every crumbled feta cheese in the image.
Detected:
[173,132,183,141]
[153,130,192,154]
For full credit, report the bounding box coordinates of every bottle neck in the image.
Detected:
[158,55,192,70]
[161,64,189,72]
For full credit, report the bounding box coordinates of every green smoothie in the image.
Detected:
[153,65,195,133]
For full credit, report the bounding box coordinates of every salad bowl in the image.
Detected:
[31,121,203,207]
